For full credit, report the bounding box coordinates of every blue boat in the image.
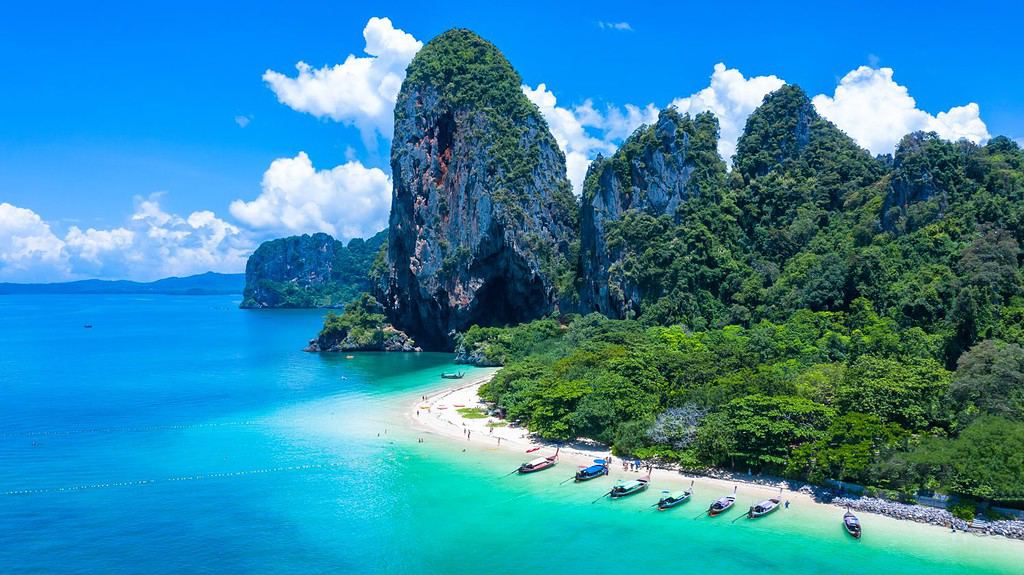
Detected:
[575,460,610,482]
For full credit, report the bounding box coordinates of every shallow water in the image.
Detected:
[1,295,1020,574]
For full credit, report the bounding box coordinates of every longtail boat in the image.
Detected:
[440,372,465,379]
[843,508,862,539]
[708,486,737,516]
[517,448,559,474]
[609,475,650,499]
[575,460,610,482]
[747,489,784,519]
[657,480,694,511]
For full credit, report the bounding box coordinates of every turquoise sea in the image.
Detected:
[1,295,1022,574]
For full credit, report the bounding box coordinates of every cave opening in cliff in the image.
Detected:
[469,274,547,329]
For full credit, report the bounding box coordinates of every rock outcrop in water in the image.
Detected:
[380,29,577,350]
[241,231,386,308]
[304,293,421,353]
[578,108,726,317]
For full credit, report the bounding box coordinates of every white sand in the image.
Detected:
[408,374,818,505]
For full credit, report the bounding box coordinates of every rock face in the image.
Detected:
[380,29,576,350]
[241,231,386,308]
[578,108,725,317]
[881,132,958,233]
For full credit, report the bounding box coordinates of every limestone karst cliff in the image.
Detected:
[379,29,577,350]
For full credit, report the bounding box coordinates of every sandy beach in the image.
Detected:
[404,371,1024,545]
[408,372,820,506]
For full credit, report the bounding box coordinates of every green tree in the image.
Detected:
[950,339,1024,423]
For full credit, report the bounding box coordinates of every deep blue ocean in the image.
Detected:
[2,295,1021,574]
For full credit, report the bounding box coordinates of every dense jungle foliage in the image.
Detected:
[470,85,1024,505]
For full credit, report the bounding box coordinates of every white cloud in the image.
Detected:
[598,21,633,31]
[671,63,786,163]
[0,198,251,282]
[812,66,989,155]
[0,203,68,281]
[523,83,657,194]
[234,115,251,128]
[229,152,391,240]
[263,17,421,148]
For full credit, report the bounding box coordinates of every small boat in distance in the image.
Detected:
[440,372,465,379]
[747,489,784,519]
[517,448,559,474]
[657,480,694,511]
[708,486,737,516]
[610,475,650,499]
[843,508,862,539]
[575,460,610,482]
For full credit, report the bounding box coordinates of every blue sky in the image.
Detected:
[1,1,1022,281]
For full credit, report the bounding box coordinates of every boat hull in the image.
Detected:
[658,496,690,510]
[575,469,609,482]
[844,514,862,539]
[708,499,735,516]
[518,460,556,474]
[610,482,649,499]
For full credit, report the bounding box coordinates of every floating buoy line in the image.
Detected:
[3,462,345,497]
[0,420,263,440]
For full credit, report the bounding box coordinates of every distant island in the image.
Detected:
[240,231,386,309]
[0,271,244,296]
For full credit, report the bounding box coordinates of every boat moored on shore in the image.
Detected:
[516,448,559,474]
[575,460,610,482]
[609,475,650,499]
[844,508,862,539]
[747,489,784,519]
[657,480,694,511]
[708,486,737,516]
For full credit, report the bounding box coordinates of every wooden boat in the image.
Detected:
[747,489,784,519]
[708,486,737,516]
[440,372,465,379]
[575,460,610,482]
[657,480,694,511]
[843,508,862,539]
[517,448,559,474]
[610,475,650,499]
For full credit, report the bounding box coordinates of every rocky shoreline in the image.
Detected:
[304,325,422,353]
[832,496,1024,540]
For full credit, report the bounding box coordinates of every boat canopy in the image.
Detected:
[582,464,604,474]
[525,457,548,467]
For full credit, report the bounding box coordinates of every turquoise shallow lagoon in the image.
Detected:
[1,295,1021,574]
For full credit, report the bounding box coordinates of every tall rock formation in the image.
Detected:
[578,108,726,317]
[241,231,386,308]
[380,29,577,350]
[732,84,882,258]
